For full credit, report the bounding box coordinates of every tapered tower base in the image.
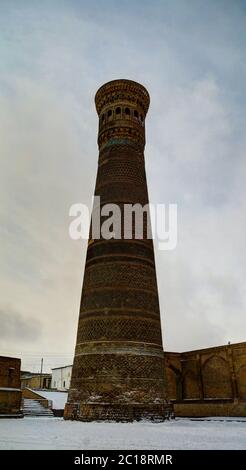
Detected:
[64,402,172,422]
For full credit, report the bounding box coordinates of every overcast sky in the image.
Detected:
[0,0,245,372]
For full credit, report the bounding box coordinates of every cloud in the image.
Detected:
[0,0,245,369]
[0,306,42,342]
[147,71,246,351]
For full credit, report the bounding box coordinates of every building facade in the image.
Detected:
[51,365,72,391]
[64,79,170,422]
[21,372,51,390]
[165,341,246,416]
[0,356,22,417]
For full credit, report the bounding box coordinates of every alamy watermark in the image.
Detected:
[69,196,177,251]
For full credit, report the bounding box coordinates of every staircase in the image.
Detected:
[23,399,54,417]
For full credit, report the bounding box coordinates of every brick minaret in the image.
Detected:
[64,79,170,421]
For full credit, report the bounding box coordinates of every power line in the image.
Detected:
[0,350,73,357]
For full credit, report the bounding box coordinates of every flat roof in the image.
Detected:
[21,373,51,378]
[0,355,20,361]
[51,364,73,370]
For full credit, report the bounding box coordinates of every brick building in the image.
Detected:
[0,356,22,417]
[21,372,51,390]
[165,341,246,417]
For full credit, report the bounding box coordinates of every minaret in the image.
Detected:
[64,79,170,421]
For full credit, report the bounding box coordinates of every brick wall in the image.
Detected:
[0,356,21,389]
[0,356,22,417]
[165,342,246,417]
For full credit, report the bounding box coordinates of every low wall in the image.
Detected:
[53,409,64,417]
[174,399,246,417]
[22,388,49,408]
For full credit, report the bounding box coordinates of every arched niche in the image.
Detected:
[202,355,232,398]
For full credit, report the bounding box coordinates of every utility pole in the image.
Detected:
[40,358,43,389]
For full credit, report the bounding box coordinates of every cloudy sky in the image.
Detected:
[0,0,245,372]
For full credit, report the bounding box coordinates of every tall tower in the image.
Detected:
[64,79,170,421]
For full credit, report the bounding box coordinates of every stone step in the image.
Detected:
[24,412,53,414]
[23,399,54,417]
[24,413,54,416]
[24,410,53,413]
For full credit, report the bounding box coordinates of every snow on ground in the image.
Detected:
[0,417,245,450]
[35,391,68,409]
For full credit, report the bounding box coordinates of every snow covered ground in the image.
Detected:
[0,417,245,450]
[35,391,68,409]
